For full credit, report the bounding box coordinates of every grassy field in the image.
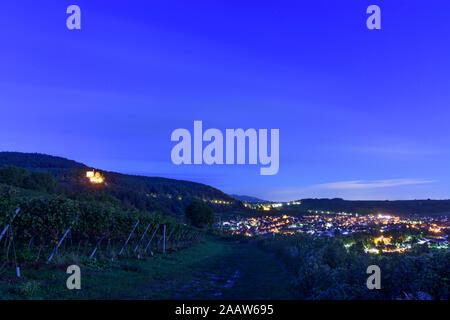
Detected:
[0,237,291,299]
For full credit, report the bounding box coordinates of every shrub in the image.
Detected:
[185,201,214,228]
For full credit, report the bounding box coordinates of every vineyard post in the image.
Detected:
[175,230,181,249]
[28,236,34,249]
[183,230,189,247]
[177,230,185,249]
[186,231,191,245]
[163,225,166,253]
[47,214,79,264]
[119,220,139,256]
[165,227,175,250]
[184,230,190,247]
[180,230,186,248]
[184,230,190,246]
[0,225,9,243]
[89,230,109,259]
[134,223,152,253]
[0,208,20,243]
[143,225,159,255]
[89,240,100,259]
[10,227,20,278]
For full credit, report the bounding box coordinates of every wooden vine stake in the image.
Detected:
[89,229,109,259]
[47,214,79,264]
[10,228,20,278]
[0,208,20,243]
[165,227,175,250]
[143,225,159,255]
[119,220,139,256]
[163,225,166,253]
[134,223,152,253]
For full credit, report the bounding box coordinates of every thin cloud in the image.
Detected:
[355,146,441,156]
[313,179,435,190]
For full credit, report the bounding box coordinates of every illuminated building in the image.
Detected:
[86,170,104,184]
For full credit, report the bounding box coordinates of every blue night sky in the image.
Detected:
[1,1,449,201]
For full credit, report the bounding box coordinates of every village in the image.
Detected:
[218,212,449,254]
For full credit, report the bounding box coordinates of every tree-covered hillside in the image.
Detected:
[0,152,86,170]
[0,152,243,217]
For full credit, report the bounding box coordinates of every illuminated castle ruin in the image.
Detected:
[86,170,104,184]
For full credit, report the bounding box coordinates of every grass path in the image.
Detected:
[0,237,291,299]
[143,238,292,299]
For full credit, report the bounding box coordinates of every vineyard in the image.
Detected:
[0,187,204,278]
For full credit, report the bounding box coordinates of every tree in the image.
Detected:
[0,165,57,193]
[0,165,29,187]
[185,201,214,228]
[25,171,57,193]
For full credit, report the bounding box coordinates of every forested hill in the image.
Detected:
[0,152,241,216]
[0,152,86,170]
[296,198,450,216]
[230,194,270,203]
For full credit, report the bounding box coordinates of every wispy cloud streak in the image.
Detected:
[313,179,435,190]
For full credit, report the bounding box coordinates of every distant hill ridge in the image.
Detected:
[296,198,450,216]
[230,194,271,203]
[0,152,241,216]
[0,152,87,169]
